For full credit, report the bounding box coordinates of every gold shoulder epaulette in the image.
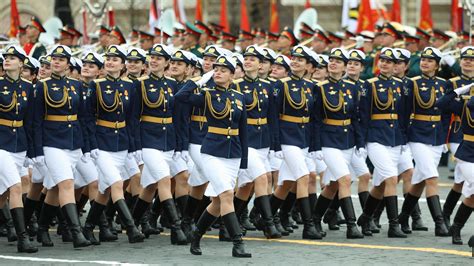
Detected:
[190,76,201,82]
[198,47,204,53]
[318,80,329,86]
[392,77,402,82]
[367,77,379,83]
[21,78,32,84]
[267,77,276,82]
[435,76,446,82]
[411,76,421,81]
[231,89,243,95]
[94,78,106,83]
[359,79,365,83]
[165,76,176,81]
[449,76,461,82]
[121,77,133,83]
[138,75,149,81]
[260,79,271,84]
[303,78,313,83]
[280,77,291,82]
[343,79,355,85]
[233,78,244,84]
[67,77,79,82]
[40,77,51,83]
[0,77,3,80]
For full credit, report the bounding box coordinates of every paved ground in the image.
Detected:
[0,167,472,265]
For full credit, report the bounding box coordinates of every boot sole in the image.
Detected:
[412,227,428,231]
[232,253,252,258]
[190,250,202,255]
[18,248,39,253]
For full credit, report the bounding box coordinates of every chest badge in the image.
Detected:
[1,90,10,95]
[124,90,129,100]
[419,87,428,91]
[378,88,386,92]
[51,87,60,91]
[105,89,113,94]
[149,88,157,93]
[329,90,337,95]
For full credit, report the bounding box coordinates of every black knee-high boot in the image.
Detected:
[98,211,118,242]
[442,189,462,230]
[372,198,385,229]
[312,195,331,237]
[10,208,38,253]
[240,199,256,231]
[450,203,473,245]
[149,195,163,232]
[358,191,369,210]
[23,197,39,237]
[193,196,211,223]
[182,196,200,241]
[298,197,322,240]
[37,202,57,246]
[357,194,383,236]
[323,193,341,230]
[114,199,145,243]
[222,212,252,258]
[1,204,17,242]
[105,198,118,235]
[309,193,317,213]
[340,197,364,239]
[385,196,406,238]
[269,195,288,235]
[398,193,419,234]
[162,199,187,245]
[132,198,154,238]
[427,195,450,237]
[76,194,89,215]
[407,194,428,231]
[57,208,73,242]
[279,192,297,232]
[62,203,91,248]
[83,201,105,245]
[190,210,218,255]
[254,196,281,239]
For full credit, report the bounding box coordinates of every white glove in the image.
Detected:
[81,152,91,163]
[454,83,474,96]
[23,157,30,168]
[196,70,214,87]
[91,149,100,159]
[355,147,367,158]
[308,151,317,159]
[275,151,284,159]
[172,151,182,160]
[134,150,143,163]
[268,150,275,159]
[442,144,449,154]
[238,169,246,177]
[401,145,408,153]
[314,151,324,160]
[181,150,190,162]
[355,36,365,49]
[33,156,48,177]
[441,54,456,67]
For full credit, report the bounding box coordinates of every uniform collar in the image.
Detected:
[461,74,474,81]
[328,76,341,83]
[421,73,436,80]
[244,75,259,83]
[106,74,121,82]
[290,73,303,80]
[4,74,20,84]
[127,73,138,81]
[150,73,164,80]
[51,73,66,80]
[345,76,358,83]
[378,73,391,81]
[215,85,230,92]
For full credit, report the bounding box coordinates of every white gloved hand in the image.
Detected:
[442,144,449,154]
[127,152,135,160]
[91,149,100,160]
[355,147,367,158]
[355,36,365,49]
[181,150,190,162]
[23,157,30,168]
[196,70,214,87]
[275,151,284,159]
[33,156,48,177]
[268,150,275,159]
[134,150,143,163]
[308,151,317,159]
[172,151,182,161]
[314,151,324,160]
[401,145,408,153]
[81,152,91,163]
[454,83,474,96]
[441,54,456,67]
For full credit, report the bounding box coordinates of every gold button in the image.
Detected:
[163,127,166,130]
[227,136,230,139]
[257,126,261,130]
[390,124,393,128]
[302,125,305,128]
[68,124,72,128]
[432,124,436,128]
[12,129,16,132]
[117,111,120,114]
[344,129,347,132]
[115,130,118,133]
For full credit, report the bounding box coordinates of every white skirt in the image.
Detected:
[74,158,98,189]
[169,154,188,176]
[409,142,443,185]
[238,148,270,187]
[455,159,474,197]
[349,149,370,181]
[449,143,464,184]
[0,150,27,194]
[269,155,283,171]
[314,157,327,175]
[43,147,82,189]
[398,145,414,174]
[120,154,141,181]
[202,154,240,197]
[277,145,309,186]
[96,150,127,193]
[321,147,353,185]
[367,143,401,187]
[140,149,175,187]
[188,144,208,187]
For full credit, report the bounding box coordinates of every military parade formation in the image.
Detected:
[1,14,474,259]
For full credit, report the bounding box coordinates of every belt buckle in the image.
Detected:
[430,115,435,121]
[390,113,395,119]
[12,120,17,127]
[67,115,72,122]
[162,117,168,124]
[257,118,262,125]
[115,121,119,129]
[302,117,307,123]
[343,120,349,126]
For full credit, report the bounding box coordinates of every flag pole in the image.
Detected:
[160,0,164,44]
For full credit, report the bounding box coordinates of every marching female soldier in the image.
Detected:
[81,45,144,244]
[176,55,251,258]
[356,48,407,238]
[234,45,281,239]
[269,45,320,240]
[441,46,474,230]
[0,45,38,253]
[437,47,474,244]
[311,48,364,239]
[32,45,91,248]
[398,47,451,237]
[128,44,187,245]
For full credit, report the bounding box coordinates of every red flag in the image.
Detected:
[419,0,433,30]
[82,8,89,44]
[270,0,279,33]
[391,0,401,22]
[196,0,203,21]
[220,0,229,32]
[451,0,463,32]
[357,0,374,33]
[108,7,115,27]
[305,0,311,9]
[9,0,20,38]
[240,0,250,31]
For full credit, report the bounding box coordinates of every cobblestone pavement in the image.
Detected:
[0,167,472,265]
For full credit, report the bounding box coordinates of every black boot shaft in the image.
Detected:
[222,212,252,258]
[427,195,450,237]
[114,199,145,243]
[10,208,38,253]
[162,198,187,245]
[298,197,322,240]
[255,196,281,239]
[340,197,364,239]
[62,203,92,248]
[385,196,407,238]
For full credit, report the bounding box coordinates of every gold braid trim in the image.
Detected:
[205,91,230,119]
[0,91,17,112]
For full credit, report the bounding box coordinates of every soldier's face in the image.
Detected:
[51,56,69,74]
[311,39,326,53]
[393,61,408,77]
[243,56,260,72]
[346,60,363,76]
[126,60,144,75]
[21,68,34,81]
[140,39,153,50]
[203,56,216,73]
[259,60,272,77]
[313,66,328,81]
[328,58,345,75]
[81,62,100,79]
[26,25,39,39]
[432,38,445,49]
[169,60,187,77]
[149,55,168,73]
[3,55,22,71]
[271,64,288,79]
[213,66,233,85]
[277,36,291,50]
[290,56,308,74]
[378,58,395,76]
[39,63,52,79]
[104,56,124,74]
[233,66,245,79]
[420,57,438,73]
[461,58,474,73]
